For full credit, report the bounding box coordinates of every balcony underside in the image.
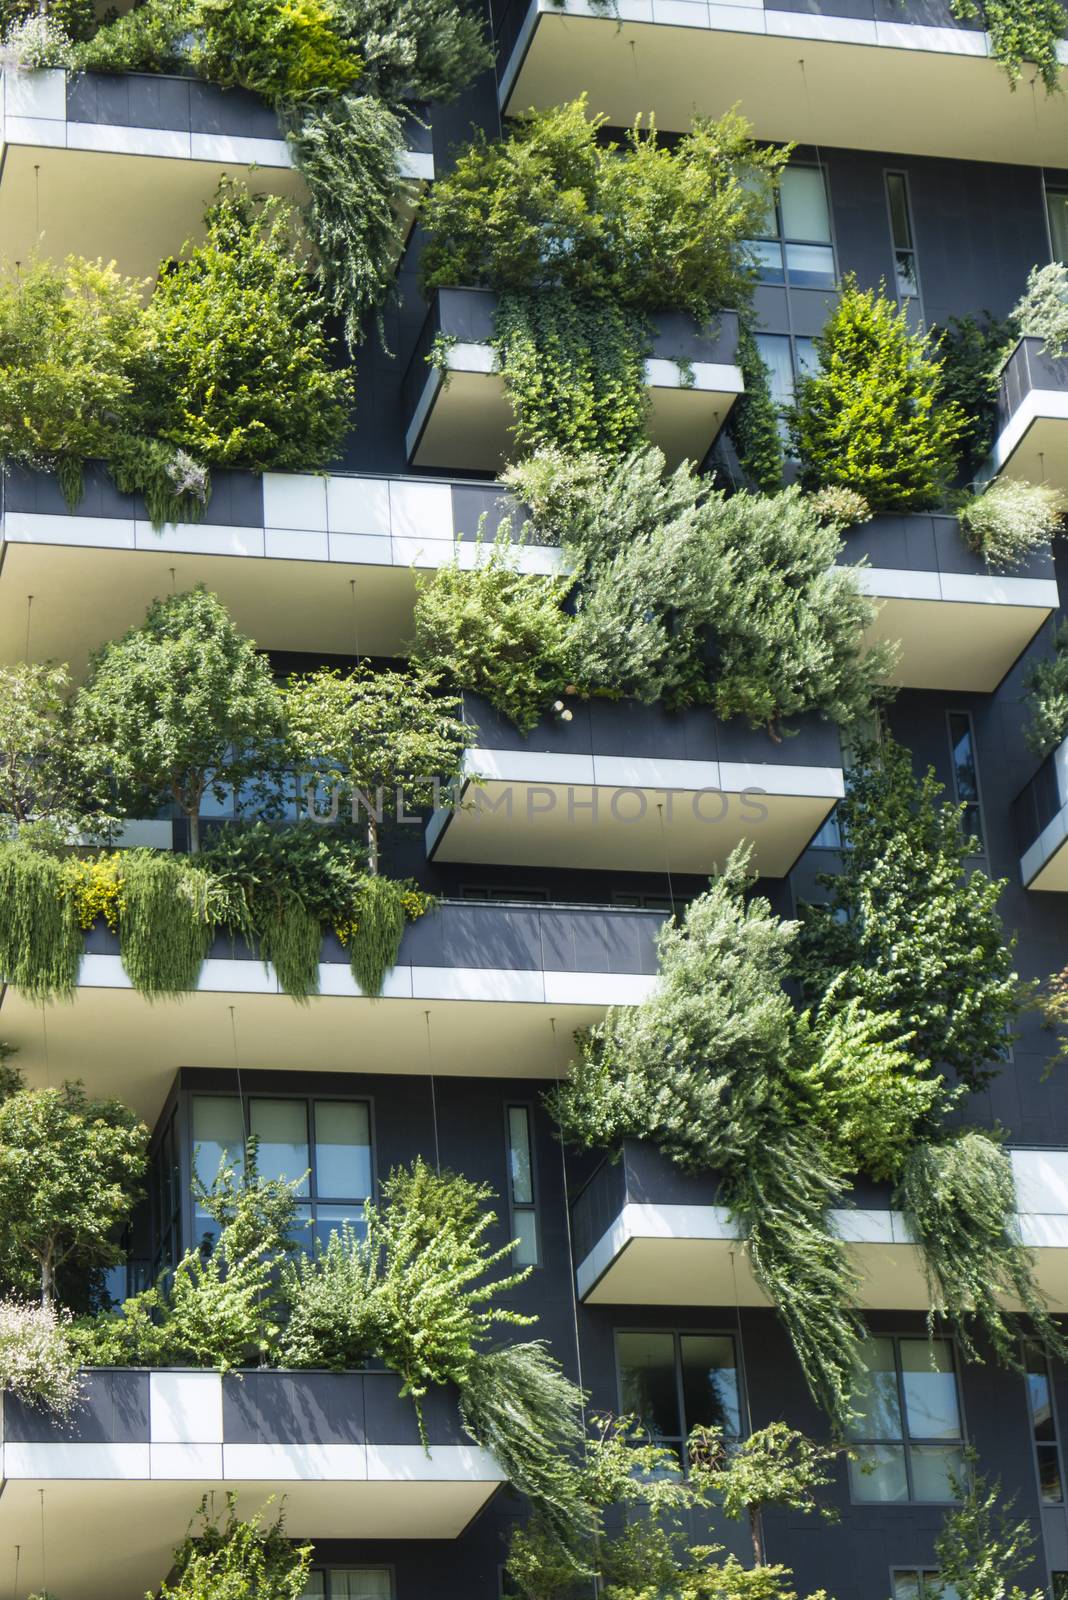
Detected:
[0,531,559,671]
[406,362,741,472]
[990,407,1068,495]
[576,1202,1068,1312]
[0,141,307,285]
[429,769,840,876]
[861,588,1056,692]
[502,4,1068,165]
[0,956,651,1123]
[0,1468,498,1600]
[1021,808,1068,890]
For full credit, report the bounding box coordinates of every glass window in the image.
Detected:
[314,1101,371,1199]
[893,1573,960,1600]
[1047,187,1068,266]
[250,1099,311,1195]
[947,712,984,849]
[506,1105,538,1267]
[848,1337,965,1503]
[617,1330,741,1457]
[886,172,920,303]
[192,1095,245,1189]
[754,332,818,452]
[751,164,835,288]
[1025,1342,1064,1505]
[303,1573,392,1600]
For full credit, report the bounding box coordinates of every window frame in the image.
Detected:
[883,168,924,316]
[945,708,986,856]
[847,1332,968,1507]
[753,161,838,290]
[185,1086,377,1253]
[1023,1340,1065,1508]
[1044,181,1068,267]
[504,1100,541,1269]
[890,1568,952,1600]
[303,1564,396,1599]
[613,1326,747,1461]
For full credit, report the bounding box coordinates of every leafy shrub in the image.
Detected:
[792,275,966,512]
[157,1497,313,1600]
[493,292,649,456]
[935,312,1018,477]
[1010,261,1068,358]
[807,485,871,533]
[899,1129,1068,1365]
[420,99,787,320]
[958,478,1062,569]
[797,737,1022,1089]
[934,1463,1048,1600]
[333,0,492,102]
[507,447,891,732]
[0,1299,82,1418]
[1024,619,1068,757]
[68,0,191,71]
[0,8,74,63]
[1,0,94,42]
[411,533,575,733]
[140,184,353,472]
[0,256,145,506]
[949,0,1065,91]
[0,663,94,840]
[277,1222,377,1369]
[192,0,362,100]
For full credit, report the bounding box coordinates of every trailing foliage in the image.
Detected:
[115,851,217,999]
[949,0,1065,91]
[157,1496,313,1600]
[0,840,83,1002]
[457,1342,588,1539]
[0,1298,83,1418]
[958,478,1062,569]
[493,292,650,456]
[506,446,891,732]
[1010,261,1068,358]
[284,94,409,349]
[336,0,492,102]
[792,275,966,512]
[139,184,353,474]
[725,324,785,493]
[411,532,575,733]
[934,1461,1047,1600]
[796,736,1022,1089]
[1024,619,1068,756]
[0,1080,147,1304]
[74,587,286,855]
[553,848,866,1429]
[935,312,1018,477]
[341,873,420,997]
[899,1129,1068,1366]
[421,100,786,320]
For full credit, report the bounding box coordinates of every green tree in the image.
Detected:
[0,663,95,841]
[284,664,468,869]
[73,587,286,853]
[140,183,353,472]
[792,275,966,512]
[0,1082,147,1303]
[157,1497,312,1600]
[0,255,145,507]
[689,1422,840,1569]
[796,736,1021,1090]
[1024,618,1068,756]
[934,1459,1046,1600]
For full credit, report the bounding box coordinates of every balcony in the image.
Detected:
[0,900,666,1123]
[840,513,1057,692]
[402,290,743,472]
[496,0,1068,165]
[988,337,1068,493]
[0,464,557,669]
[0,1368,503,1600]
[427,693,843,877]
[1013,734,1068,889]
[0,68,433,282]
[571,1140,1068,1309]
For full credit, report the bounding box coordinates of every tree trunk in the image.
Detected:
[40,1249,53,1306]
[367,812,379,875]
[750,1507,766,1566]
[188,809,200,854]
